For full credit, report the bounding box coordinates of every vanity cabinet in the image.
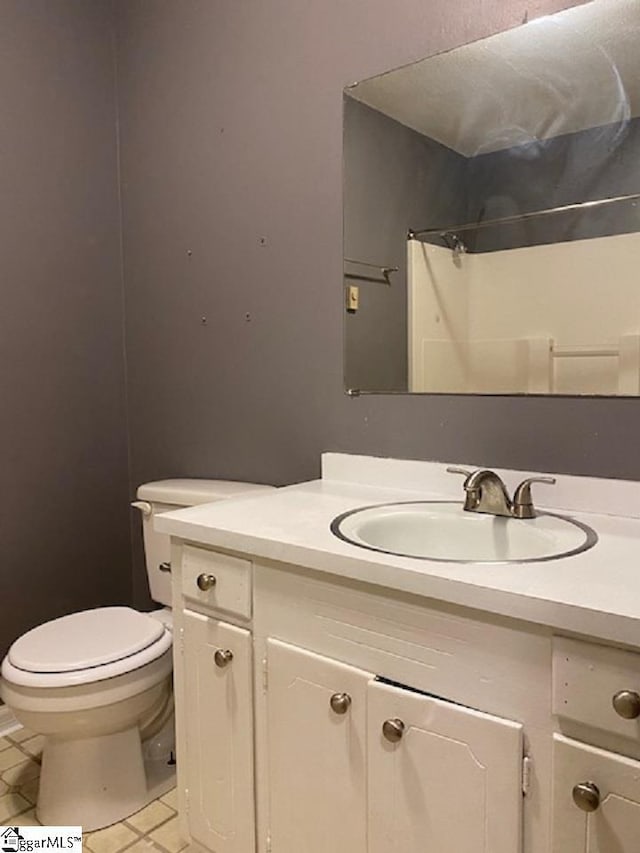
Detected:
[172,540,640,853]
[180,609,255,853]
[265,638,524,853]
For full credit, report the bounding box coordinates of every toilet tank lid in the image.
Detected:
[136,478,275,507]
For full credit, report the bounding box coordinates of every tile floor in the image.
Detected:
[0,727,186,853]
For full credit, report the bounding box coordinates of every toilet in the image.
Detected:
[1,478,273,831]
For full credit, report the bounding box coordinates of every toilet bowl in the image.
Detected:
[2,607,174,830]
[0,478,274,831]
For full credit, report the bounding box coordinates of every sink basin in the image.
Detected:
[331,501,597,563]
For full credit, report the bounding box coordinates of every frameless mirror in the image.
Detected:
[343,0,640,395]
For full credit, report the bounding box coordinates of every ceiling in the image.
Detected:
[347,0,640,157]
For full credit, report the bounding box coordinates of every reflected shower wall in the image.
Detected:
[408,230,640,395]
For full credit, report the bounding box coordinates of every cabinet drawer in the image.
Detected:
[553,636,640,740]
[182,545,251,618]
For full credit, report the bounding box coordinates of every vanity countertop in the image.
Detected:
[156,453,640,648]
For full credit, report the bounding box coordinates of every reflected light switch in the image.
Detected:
[346,284,359,313]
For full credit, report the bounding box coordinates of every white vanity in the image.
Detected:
[157,453,640,853]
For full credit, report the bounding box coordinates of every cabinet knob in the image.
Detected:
[382,718,405,743]
[214,649,234,668]
[329,693,352,715]
[196,573,217,591]
[612,690,640,719]
[572,781,601,812]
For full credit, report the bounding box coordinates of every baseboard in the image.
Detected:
[0,704,20,736]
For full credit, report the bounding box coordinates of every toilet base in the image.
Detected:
[37,724,176,831]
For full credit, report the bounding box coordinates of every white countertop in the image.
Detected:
[156,454,640,648]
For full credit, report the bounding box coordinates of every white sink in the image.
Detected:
[331,501,597,563]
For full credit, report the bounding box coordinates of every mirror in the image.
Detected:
[343,0,640,395]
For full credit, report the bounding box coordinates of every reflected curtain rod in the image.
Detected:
[408,191,640,240]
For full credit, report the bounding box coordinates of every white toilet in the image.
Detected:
[1,478,272,831]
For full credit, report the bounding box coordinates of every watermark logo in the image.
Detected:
[0,827,82,852]
[1,828,23,853]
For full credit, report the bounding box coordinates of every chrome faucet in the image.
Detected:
[447,467,556,519]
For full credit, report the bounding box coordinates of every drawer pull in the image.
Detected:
[196,573,217,591]
[329,693,352,715]
[214,649,234,668]
[382,718,405,743]
[572,781,600,812]
[612,690,640,719]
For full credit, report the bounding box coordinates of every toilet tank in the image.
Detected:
[133,479,275,606]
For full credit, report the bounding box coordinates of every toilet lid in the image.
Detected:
[8,607,165,674]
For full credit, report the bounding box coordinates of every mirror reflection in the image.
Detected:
[343,0,640,395]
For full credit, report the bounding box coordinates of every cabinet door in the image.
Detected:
[265,639,372,853]
[552,734,640,853]
[182,610,254,853]
[368,680,523,853]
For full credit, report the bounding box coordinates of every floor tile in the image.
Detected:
[0,746,28,772]
[149,816,187,853]
[0,791,31,821]
[159,789,178,811]
[123,840,163,853]
[0,737,14,751]
[2,758,40,787]
[8,727,36,744]
[12,808,41,826]
[20,735,45,759]
[126,800,174,834]
[85,823,138,853]
[19,776,39,805]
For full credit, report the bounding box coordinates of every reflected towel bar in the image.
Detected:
[344,258,399,285]
[552,346,619,359]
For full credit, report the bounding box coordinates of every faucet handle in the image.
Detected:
[512,476,556,519]
[446,466,474,480]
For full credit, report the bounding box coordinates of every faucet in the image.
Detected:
[447,467,556,519]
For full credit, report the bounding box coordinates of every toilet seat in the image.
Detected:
[2,607,172,689]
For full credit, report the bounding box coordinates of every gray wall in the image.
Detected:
[9,0,625,639]
[343,98,466,391]
[0,1,132,654]
[116,0,623,608]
